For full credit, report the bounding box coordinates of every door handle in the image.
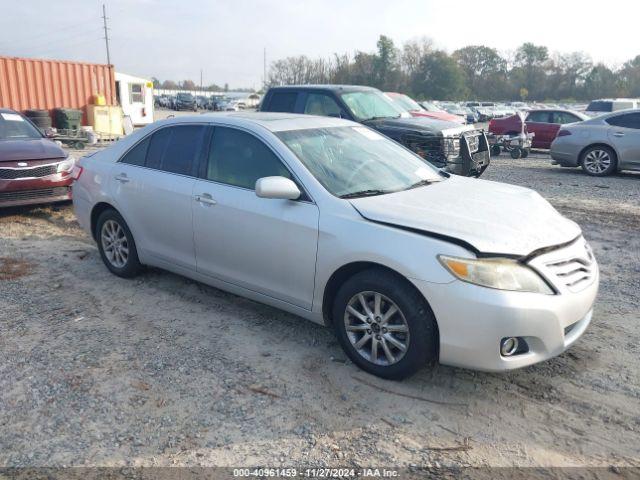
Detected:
[114,173,130,183]
[194,193,217,205]
[613,132,625,137]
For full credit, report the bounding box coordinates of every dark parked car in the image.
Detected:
[174,93,197,111]
[0,109,75,208]
[260,85,489,177]
[489,109,588,149]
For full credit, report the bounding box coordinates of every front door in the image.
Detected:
[192,126,319,310]
[606,112,640,168]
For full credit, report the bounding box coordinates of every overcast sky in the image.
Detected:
[2,0,638,89]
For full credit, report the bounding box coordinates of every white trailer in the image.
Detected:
[115,72,154,126]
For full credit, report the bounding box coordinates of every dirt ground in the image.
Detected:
[0,150,639,472]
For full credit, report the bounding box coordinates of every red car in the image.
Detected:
[489,109,588,149]
[0,108,75,208]
[385,92,466,124]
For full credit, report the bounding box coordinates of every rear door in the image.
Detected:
[110,124,207,269]
[526,111,554,148]
[192,126,319,309]
[606,113,640,168]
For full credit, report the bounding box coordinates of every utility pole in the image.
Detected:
[263,47,267,91]
[102,4,111,65]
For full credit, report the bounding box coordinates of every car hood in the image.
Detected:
[349,175,581,257]
[0,138,66,162]
[364,116,473,136]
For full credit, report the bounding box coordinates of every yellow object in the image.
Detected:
[92,93,107,106]
[86,105,124,135]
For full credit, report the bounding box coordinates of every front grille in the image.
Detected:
[0,187,68,203]
[0,164,57,180]
[545,242,595,292]
[402,134,448,168]
[464,132,480,153]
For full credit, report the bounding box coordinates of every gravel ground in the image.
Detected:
[0,151,639,472]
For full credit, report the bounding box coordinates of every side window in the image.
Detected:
[552,112,580,125]
[130,84,144,103]
[527,111,551,123]
[207,127,291,189]
[120,136,150,166]
[304,93,342,117]
[146,125,205,175]
[266,92,298,112]
[606,113,640,129]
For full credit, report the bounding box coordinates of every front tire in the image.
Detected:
[332,269,438,380]
[581,145,617,176]
[96,209,142,278]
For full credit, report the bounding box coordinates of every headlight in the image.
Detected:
[438,255,554,294]
[57,156,76,173]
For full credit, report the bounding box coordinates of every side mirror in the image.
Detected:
[255,176,301,200]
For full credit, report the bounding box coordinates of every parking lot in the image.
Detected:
[1,149,638,470]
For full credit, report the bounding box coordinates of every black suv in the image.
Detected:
[175,93,197,111]
[260,85,489,177]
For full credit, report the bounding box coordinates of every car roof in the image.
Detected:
[160,111,354,132]
[0,108,19,114]
[267,84,378,93]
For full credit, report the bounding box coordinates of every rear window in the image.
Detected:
[265,91,298,112]
[587,101,612,113]
[143,125,206,175]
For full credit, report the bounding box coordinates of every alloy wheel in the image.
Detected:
[101,219,129,268]
[343,291,410,366]
[583,149,611,174]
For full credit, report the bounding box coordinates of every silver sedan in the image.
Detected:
[72,113,597,379]
[550,109,640,176]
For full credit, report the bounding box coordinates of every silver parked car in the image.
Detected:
[73,113,598,379]
[550,109,640,176]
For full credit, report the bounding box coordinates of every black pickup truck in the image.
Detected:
[259,85,490,177]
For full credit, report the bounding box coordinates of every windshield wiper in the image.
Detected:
[405,179,437,190]
[340,189,390,199]
[361,114,401,122]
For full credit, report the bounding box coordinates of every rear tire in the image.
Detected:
[490,145,501,156]
[510,147,522,159]
[580,145,617,176]
[96,209,142,278]
[332,268,438,380]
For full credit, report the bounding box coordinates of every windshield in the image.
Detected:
[277,126,443,198]
[340,91,404,121]
[422,102,443,112]
[388,94,422,112]
[586,101,612,112]
[177,94,193,100]
[0,112,43,140]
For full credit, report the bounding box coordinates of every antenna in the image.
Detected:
[102,4,111,65]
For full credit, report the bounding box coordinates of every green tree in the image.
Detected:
[453,45,507,99]
[372,35,400,90]
[584,64,620,99]
[412,51,468,100]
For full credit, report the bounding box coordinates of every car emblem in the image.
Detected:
[17,162,28,167]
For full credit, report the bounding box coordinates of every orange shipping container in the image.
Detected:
[0,56,116,124]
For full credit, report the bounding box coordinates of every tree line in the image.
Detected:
[267,36,640,102]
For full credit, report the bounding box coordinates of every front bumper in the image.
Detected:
[411,241,599,371]
[0,169,73,208]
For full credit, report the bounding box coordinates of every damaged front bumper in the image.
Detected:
[403,130,490,177]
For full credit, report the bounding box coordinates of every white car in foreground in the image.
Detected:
[72,113,598,379]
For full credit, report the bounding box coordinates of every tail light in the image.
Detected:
[557,129,572,137]
[71,165,84,180]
